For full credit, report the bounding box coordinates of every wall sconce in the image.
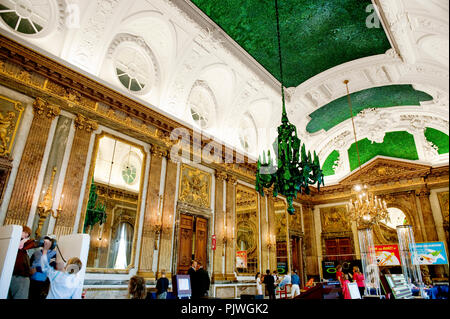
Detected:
[266,234,276,250]
[163,214,172,233]
[153,194,164,249]
[222,224,228,245]
[36,167,63,238]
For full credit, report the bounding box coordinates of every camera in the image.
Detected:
[37,236,57,250]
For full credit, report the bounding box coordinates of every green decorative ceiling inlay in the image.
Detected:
[191,0,391,87]
[348,131,418,171]
[322,150,340,176]
[306,85,433,133]
[425,128,449,154]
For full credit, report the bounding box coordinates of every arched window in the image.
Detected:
[0,0,54,35]
[238,114,257,153]
[381,207,407,229]
[187,81,216,129]
[113,44,153,94]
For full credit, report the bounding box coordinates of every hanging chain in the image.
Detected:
[275,0,287,119]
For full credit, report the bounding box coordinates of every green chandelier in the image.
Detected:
[255,0,324,215]
[83,179,107,233]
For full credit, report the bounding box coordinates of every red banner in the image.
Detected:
[375,244,401,266]
[236,251,247,268]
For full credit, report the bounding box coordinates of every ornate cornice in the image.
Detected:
[0,34,258,182]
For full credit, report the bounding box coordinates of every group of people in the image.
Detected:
[8,226,84,299]
[128,270,170,299]
[335,264,365,299]
[188,260,211,298]
[255,269,301,299]
[128,260,211,299]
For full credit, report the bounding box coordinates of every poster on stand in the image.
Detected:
[236,250,247,268]
[412,242,448,265]
[375,244,401,266]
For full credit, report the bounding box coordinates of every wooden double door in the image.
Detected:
[177,213,208,274]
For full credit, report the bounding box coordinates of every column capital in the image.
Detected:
[33,97,60,119]
[150,144,169,158]
[226,174,238,185]
[416,187,430,197]
[215,169,228,182]
[74,113,98,133]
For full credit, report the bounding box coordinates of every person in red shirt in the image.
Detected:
[335,264,344,286]
[352,266,365,297]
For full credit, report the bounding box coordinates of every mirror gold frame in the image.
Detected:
[78,131,147,274]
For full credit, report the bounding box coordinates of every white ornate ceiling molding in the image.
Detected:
[314,106,449,180]
[62,0,124,72]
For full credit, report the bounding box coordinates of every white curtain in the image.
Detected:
[113,222,133,269]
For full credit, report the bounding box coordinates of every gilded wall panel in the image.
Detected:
[320,205,350,233]
[178,164,211,208]
[0,95,24,157]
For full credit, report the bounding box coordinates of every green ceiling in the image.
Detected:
[425,128,449,154]
[322,150,340,176]
[306,85,433,133]
[348,131,418,171]
[191,0,391,87]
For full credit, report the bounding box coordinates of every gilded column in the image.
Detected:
[4,98,59,226]
[416,188,439,242]
[259,191,269,272]
[53,114,97,237]
[416,187,445,278]
[156,153,178,277]
[213,169,227,282]
[225,174,237,281]
[266,190,277,272]
[302,203,319,277]
[138,145,167,278]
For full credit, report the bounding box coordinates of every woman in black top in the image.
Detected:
[156,270,169,299]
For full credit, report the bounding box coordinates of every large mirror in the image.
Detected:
[82,134,145,270]
[235,185,259,275]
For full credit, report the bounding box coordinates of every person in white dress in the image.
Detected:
[256,272,264,299]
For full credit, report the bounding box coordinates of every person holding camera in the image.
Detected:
[40,238,84,299]
[29,236,57,299]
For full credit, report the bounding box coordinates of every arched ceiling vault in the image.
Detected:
[0,0,447,178]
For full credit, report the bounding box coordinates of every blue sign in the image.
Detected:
[411,242,448,265]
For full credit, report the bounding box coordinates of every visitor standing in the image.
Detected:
[336,264,345,286]
[352,266,365,297]
[263,269,275,300]
[188,260,198,298]
[29,236,57,299]
[40,238,84,299]
[342,274,351,299]
[196,261,210,298]
[8,226,35,299]
[291,270,301,298]
[255,272,263,299]
[156,270,169,299]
